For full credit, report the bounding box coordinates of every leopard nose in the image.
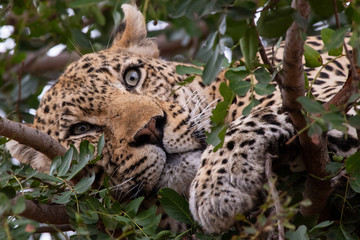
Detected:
[133,114,166,146]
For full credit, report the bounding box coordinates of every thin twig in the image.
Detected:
[265,153,285,240]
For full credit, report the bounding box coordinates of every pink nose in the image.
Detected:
[133,114,165,146]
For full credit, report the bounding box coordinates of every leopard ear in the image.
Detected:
[110,4,159,58]
[6,140,51,173]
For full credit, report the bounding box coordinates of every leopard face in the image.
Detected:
[7,5,218,200]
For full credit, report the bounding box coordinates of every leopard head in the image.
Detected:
[7,4,218,199]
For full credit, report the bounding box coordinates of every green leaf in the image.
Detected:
[158,188,194,225]
[67,142,92,180]
[310,220,334,232]
[74,172,95,194]
[323,112,344,129]
[226,70,251,96]
[226,19,247,41]
[49,156,61,176]
[345,151,360,175]
[309,0,345,18]
[52,191,72,204]
[308,122,323,137]
[134,206,157,226]
[325,162,342,174]
[202,46,225,85]
[101,215,118,230]
[304,44,323,67]
[322,27,347,55]
[0,193,10,215]
[57,147,74,176]
[125,196,144,218]
[219,15,226,35]
[177,76,196,86]
[154,230,175,240]
[69,0,102,8]
[169,0,191,18]
[348,115,360,128]
[206,124,228,151]
[90,5,105,26]
[349,176,360,193]
[257,6,294,38]
[0,186,16,199]
[211,101,230,125]
[97,134,105,156]
[254,83,276,96]
[254,67,271,84]
[12,196,26,215]
[219,82,234,103]
[142,214,161,235]
[240,27,258,69]
[176,65,203,76]
[297,96,325,114]
[321,28,344,56]
[35,172,63,183]
[242,99,260,116]
[286,225,309,240]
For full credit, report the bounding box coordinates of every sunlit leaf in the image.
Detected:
[176,65,203,76]
[304,44,323,67]
[321,28,344,56]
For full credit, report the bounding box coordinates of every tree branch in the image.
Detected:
[281,0,332,217]
[0,117,67,160]
[10,199,69,225]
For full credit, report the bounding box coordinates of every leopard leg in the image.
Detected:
[189,106,296,233]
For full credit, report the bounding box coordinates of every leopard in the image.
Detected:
[6,4,359,234]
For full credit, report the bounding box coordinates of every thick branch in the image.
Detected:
[0,117,67,159]
[324,68,360,110]
[10,199,69,225]
[281,0,332,216]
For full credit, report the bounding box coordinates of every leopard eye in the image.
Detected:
[70,122,92,135]
[124,69,140,87]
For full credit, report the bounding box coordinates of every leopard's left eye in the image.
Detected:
[124,69,141,87]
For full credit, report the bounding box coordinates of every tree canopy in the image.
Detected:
[1,0,360,239]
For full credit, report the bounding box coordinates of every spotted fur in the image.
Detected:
[6,4,358,233]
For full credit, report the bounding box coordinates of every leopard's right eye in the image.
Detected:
[70,122,93,135]
[123,68,141,88]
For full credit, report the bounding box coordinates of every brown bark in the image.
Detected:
[11,199,69,225]
[281,0,332,216]
[0,117,67,159]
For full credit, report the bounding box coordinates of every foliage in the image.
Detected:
[1,0,360,239]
